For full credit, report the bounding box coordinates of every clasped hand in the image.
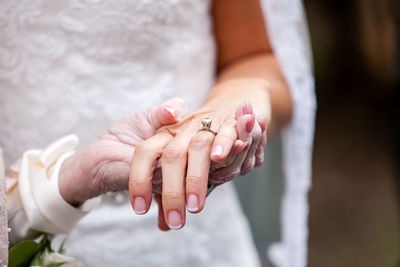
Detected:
[59,98,267,231]
[129,99,267,230]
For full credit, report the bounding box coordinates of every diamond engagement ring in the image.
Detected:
[198,117,217,135]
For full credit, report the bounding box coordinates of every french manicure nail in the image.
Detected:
[168,210,182,230]
[133,197,146,215]
[163,105,177,117]
[211,145,223,157]
[187,194,199,212]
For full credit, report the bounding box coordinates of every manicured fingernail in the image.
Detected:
[168,210,182,230]
[257,117,267,133]
[133,197,146,215]
[211,145,223,157]
[244,100,253,114]
[246,114,255,133]
[187,194,199,212]
[162,105,177,117]
[234,141,248,155]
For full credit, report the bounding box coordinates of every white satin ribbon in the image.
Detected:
[18,135,100,234]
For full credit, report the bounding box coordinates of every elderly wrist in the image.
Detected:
[59,140,127,206]
[58,153,86,207]
[58,143,102,207]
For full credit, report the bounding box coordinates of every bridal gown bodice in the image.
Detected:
[0,0,260,266]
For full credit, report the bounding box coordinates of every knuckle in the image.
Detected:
[224,118,237,126]
[131,177,151,188]
[135,142,158,157]
[219,121,236,135]
[248,157,256,168]
[222,173,236,183]
[252,131,262,141]
[186,175,206,185]
[216,132,234,143]
[134,143,146,154]
[163,191,184,200]
[162,146,186,162]
[241,157,256,175]
[241,168,251,176]
[252,126,262,140]
[189,134,213,149]
[232,167,241,178]
[255,157,264,167]
[216,168,240,183]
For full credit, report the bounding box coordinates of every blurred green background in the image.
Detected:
[236,0,400,266]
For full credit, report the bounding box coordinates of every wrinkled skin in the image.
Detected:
[59,98,267,229]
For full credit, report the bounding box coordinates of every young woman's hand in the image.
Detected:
[153,101,267,230]
[129,99,268,230]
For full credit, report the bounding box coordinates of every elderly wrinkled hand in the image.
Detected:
[58,98,188,207]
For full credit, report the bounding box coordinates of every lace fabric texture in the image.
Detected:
[262,1,316,266]
[0,149,7,267]
[0,0,260,266]
[0,0,216,167]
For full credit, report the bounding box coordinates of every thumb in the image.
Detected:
[147,97,188,130]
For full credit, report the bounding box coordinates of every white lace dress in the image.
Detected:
[0,0,316,266]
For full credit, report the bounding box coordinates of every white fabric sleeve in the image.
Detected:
[9,135,101,238]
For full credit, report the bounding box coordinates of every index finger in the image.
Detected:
[129,133,172,215]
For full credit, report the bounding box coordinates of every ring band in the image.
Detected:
[198,117,217,135]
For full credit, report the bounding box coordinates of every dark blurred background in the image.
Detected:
[304,0,400,266]
[236,1,399,266]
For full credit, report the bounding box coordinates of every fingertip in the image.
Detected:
[158,213,171,231]
[159,104,179,124]
[132,196,147,215]
[243,100,253,115]
[233,140,248,155]
[155,195,171,231]
[246,114,256,133]
[255,152,264,167]
[159,225,171,231]
[161,97,188,121]
[210,144,228,162]
[132,195,152,215]
[129,175,152,215]
[236,114,252,140]
[163,105,178,118]
[261,132,268,146]
[166,210,185,230]
[210,154,224,162]
[255,159,264,167]
[256,116,267,133]
[187,194,202,214]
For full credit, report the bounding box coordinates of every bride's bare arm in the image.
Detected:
[129,0,292,230]
[212,0,292,136]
